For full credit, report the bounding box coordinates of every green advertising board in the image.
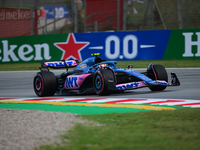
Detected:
[0,34,69,64]
[164,29,200,59]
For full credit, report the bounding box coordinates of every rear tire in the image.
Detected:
[148,64,168,91]
[33,71,57,97]
[93,69,115,95]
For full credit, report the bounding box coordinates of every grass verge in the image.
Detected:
[38,108,200,150]
[1,59,200,71]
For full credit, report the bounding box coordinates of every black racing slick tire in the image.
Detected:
[93,69,116,95]
[33,71,57,97]
[148,64,168,91]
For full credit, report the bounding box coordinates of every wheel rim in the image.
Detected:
[35,77,42,91]
[95,75,102,90]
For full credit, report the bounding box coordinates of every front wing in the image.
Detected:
[116,73,180,91]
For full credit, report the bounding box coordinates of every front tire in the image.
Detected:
[33,71,57,97]
[93,69,115,95]
[148,64,168,91]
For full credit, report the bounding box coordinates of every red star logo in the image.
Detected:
[54,33,89,61]
[40,7,48,19]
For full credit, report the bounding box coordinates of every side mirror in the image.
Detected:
[128,65,134,69]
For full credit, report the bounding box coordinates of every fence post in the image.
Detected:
[84,0,86,32]
[53,4,56,34]
[117,0,120,31]
[95,21,98,32]
[30,7,34,35]
[178,0,183,29]
[142,0,151,29]
[45,18,47,34]
[74,0,78,33]
[123,0,126,31]
[151,0,154,30]
[186,0,189,28]
[154,0,166,29]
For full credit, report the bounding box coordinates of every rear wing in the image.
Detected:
[39,60,80,71]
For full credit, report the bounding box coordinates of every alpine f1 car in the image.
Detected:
[33,53,180,97]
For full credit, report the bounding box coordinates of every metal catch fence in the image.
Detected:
[0,0,199,37]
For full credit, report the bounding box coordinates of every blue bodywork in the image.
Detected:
[73,56,167,86]
[36,54,180,96]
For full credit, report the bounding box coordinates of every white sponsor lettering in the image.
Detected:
[123,35,138,59]
[0,40,51,62]
[0,9,30,21]
[18,44,34,61]
[182,32,200,57]
[105,35,138,60]
[105,35,120,59]
[55,7,65,19]
[34,44,51,60]
[1,40,18,62]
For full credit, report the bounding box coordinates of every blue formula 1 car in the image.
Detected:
[33,53,180,97]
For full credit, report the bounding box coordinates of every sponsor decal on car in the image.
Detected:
[64,74,91,89]
[108,79,114,83]
[116,82,140,90]
[154,80,168,85]
[65,76,79,89]
[44,60,77,67]
[79,64,87,68]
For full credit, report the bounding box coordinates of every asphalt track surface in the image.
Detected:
[0,68,199,100]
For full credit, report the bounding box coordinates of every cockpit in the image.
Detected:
[74,53,117,72]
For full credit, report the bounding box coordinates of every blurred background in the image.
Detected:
[0,0,199,38]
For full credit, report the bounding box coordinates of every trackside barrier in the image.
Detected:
[0,28,200,64]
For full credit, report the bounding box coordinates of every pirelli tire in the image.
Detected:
[33,71,57,97]
[148,64,168,91]
[93,69,116,95]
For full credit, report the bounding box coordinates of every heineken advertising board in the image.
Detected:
[0,28,199,64]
